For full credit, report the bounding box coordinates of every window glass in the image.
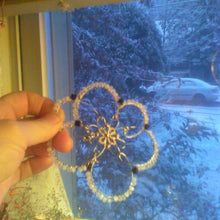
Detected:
[70,1,220,219]
[182,80,195,86]
[164,80,179,87]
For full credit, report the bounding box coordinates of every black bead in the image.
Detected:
[132,166,138,174]
[144,124,149,130]
[87,163,92,171]
[117,98,124,105]
[75,120,81,127]
[70,94,77,100]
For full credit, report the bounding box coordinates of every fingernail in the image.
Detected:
[49,110,64,124]
[54,110,65,122]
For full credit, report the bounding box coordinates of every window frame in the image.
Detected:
[0,16,22,96]
[18,11,77,212]
[4,0,136,16]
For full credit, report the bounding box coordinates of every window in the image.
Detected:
[2,0,219,219]
[67,1,220,219]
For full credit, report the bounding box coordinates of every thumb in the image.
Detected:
[17,111,64,147]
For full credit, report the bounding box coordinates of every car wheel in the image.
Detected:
[192,94,206,105]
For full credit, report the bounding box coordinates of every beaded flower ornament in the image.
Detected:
[47,82,159,203]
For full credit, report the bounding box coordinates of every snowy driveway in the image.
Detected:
[160,103,220,131]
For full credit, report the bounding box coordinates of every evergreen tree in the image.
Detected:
[72,2,166,94]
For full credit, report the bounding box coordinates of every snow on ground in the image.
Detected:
[159,103,220,202]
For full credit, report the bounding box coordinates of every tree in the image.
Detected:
[153,0,220,79]
[72,2,166,94]
[183,0,220,80]
[140,0,155,8]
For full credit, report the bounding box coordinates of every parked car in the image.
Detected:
[146,78,220,104]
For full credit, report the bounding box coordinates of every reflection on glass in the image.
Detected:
[71,1,220,219]
[212,49,220,86]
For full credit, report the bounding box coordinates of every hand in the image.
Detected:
[0,91,73,203]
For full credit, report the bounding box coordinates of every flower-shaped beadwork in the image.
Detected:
[47,82,159,203]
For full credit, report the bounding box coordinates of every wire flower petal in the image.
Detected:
[47,82,159,202]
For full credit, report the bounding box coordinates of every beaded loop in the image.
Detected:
[47,82,159,202]
[73,82,120,121]
[86,162,137,203]
[115,99,149,138]
[47,139,86,173]
[135,130,159,171]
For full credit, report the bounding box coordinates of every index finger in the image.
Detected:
[0,91,56,120]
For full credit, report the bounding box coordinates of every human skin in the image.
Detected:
[0,91,73,203]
